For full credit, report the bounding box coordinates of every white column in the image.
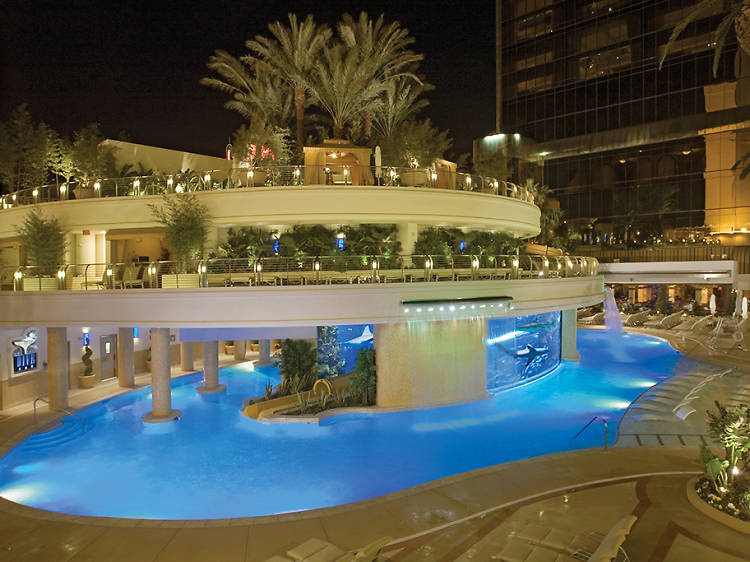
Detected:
[397,222,418,258]
[197,341,225,394]
[142,328,180,422]
[561,309,581,362]
[47,327,69,410]
[233,340,246,361]
[180,342,194,372]
[117,327,135,387]
[255,339,273,367]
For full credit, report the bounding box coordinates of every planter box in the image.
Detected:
[78,375,96,389]
[73,188,97,199]
[161,273,200,288]
[22,277,59,291]
[225,345,235,355]
[686,476,750,534]
[400,169,429,187]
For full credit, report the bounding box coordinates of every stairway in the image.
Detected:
[22,420,91,452]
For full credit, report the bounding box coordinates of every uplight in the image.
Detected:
[13,271,22,280]
[60,185,67,193]
[32,189,38,197]
[133,179,140,189]
[175,185,184,193]
[57,270,65,279]
[204,173,211,183]
[166,178,173,188]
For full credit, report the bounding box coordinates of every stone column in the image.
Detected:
[47,327,69,410]
[397,222,418,264]
[561,309,581,362]
[180,342,194,372]
[197,341,225,394]
[142,328,180,423]
[375,318,488,408]
[117,327,135,387]
[255,339,273,367]
[233,340,246,361]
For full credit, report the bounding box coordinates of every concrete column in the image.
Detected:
[47,327,69,410]
[197,341,225,394]
[375,318,488,408]
[180,342,194,372]
[256,339,273,367]
[233,339,246,361]
[397,222,418,260]
[142,328,180,423]
[561,309,581,362]
[117,327,135,387]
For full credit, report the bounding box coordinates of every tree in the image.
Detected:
[201,50,295,129]
[232,122,290,167]
[337,12,423,138]
[372,76,431,140]
[219,227,271,260]
[47,131,75,188]
[246,14,331,148]
[149,193,211,272]
[278,339,318,395]
[71,124,116,182]
[317,326,345,378]
[350,348,376,405]
[17,207,66,273]
[0,105,50,192]
[660,0,748,77]
[473,149,510,183]
[378,118,452,168]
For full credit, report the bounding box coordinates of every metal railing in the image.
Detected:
[33,397,86,426]
[0,165,536,210]
[0,254,599,292]
[573,415,609,450]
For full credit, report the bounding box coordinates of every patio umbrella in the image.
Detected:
[374,145,382,183]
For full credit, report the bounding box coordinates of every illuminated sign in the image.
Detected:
[11,328,38,374]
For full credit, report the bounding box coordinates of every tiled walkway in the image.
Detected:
[0,343,749,561]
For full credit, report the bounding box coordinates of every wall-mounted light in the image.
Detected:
[32,189,38,199]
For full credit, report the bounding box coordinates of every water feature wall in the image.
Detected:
[603,286,624,332]
[486,311,562,392]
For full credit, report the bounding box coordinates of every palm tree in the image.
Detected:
[372,76,432,139]
[246,14,331,148]
[337,12,423,138]
[660,0,750,77]
[200,50,295,129]
[308,43,387,139]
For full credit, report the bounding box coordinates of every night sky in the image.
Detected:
[2,1,495,160]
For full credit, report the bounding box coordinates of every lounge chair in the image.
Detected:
[280,536,392,562]
[623,310,650,327]
[629,403,695,423]
[579,311,605,325]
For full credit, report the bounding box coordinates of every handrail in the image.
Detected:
[33,397,86,426]
[573,415,609,450]
[0,165,537,210]
[0,255,600,292]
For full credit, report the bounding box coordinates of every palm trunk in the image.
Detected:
[294,86,305,148]
[333,119,344,139]
[363,108,371,138]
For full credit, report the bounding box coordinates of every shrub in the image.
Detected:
[17,207,66,274]
[149,193,211,272]
[351,348,376,405]
[278,339,318,396]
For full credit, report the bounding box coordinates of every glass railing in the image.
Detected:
[0,255,599,292]
[0,166,537,210]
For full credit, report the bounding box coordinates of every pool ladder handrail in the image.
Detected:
[33,397,86,427]
[573,415,609,450]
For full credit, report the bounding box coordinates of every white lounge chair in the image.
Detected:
[579,311,605,325]
[624,310,650,327]
[281,536,392,562]
[630,404,695,423]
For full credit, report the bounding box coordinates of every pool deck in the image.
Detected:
[0,336,748,560]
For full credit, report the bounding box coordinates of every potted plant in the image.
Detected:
[224,340,235,355]
[149,193,211,287]
[78,345,96,388]
[17,208,67,291]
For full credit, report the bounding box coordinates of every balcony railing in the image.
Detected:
[0,166,536,210]
[0,255,599,292]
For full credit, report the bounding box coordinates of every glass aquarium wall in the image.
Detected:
[317,324,374,376]
[486,311,561,392]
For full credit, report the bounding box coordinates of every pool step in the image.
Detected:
[23,420,91,451]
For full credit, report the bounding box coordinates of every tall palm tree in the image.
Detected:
[200,50,294,129]
[372,76,432,139]
[246,14,331,148]
[308,43,387,139]
[337,12,423,138]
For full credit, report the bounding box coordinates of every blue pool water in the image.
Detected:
[0,330,684,519]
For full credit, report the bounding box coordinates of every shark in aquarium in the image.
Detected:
[516,320,555,334]
[496,344,550,374]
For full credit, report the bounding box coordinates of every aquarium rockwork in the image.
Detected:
[486,312,561,392]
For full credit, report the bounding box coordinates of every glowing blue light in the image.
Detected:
[133,328,138,339]
[272,239,280,254]
[335,237,345,251]
[459,240,466,251]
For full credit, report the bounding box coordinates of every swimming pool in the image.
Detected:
[0,330,684,520]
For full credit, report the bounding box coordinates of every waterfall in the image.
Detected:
[603,286,624,332]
